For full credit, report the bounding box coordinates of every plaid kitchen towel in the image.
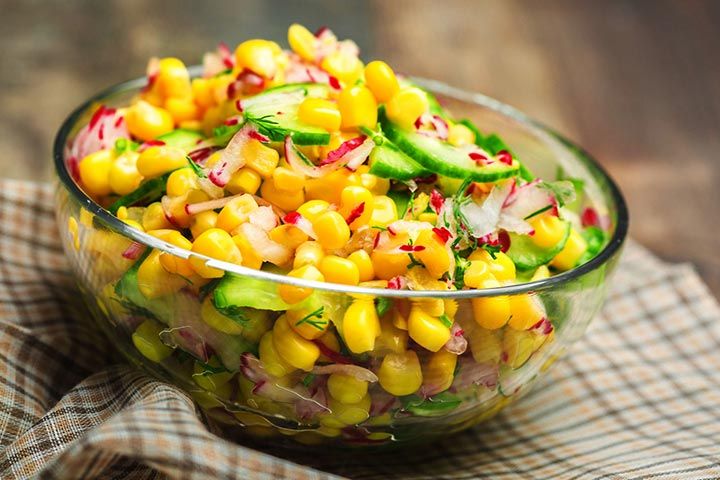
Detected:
[0,179,718,480]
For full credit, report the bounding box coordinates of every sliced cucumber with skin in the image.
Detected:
[387,190,411,219]
[213,272,290,312]
[379,108,519,181]
[241,83,331,145]
[156,129,205,150]
[107,172,172,214]
[506,220,571,271]
[369,140,431,181]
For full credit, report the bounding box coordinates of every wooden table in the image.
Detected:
[2,0,717,294]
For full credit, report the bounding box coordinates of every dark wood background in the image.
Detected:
[2,0,718,295]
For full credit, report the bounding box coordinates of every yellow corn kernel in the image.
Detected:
[370,249,409,280]
[313,211,351,250]
[414,228,452,279]
[342,298,380,353]
[240,309,273,343]
[122,219,144,232]
[168,189,209,228]
[286,299,330,340]
[193,358,233,393]
[339,186,374,229]
[140,202,171,231]
[463,261,493,288]
[472,250,517,282]
[373,315,409,355]
[364,60,400,103]
[298,98,341,132]
[551,228,588,271]
[189,228,243,278]
[417,212,437,224]
[293,241,325,270]
[66,217,80,251]
[321,394,372,428]
[508,293,545,331]
[137,250,187,299]
[296,200,330,222]
[269,224,307,250]
[132,320,173,362]
[392,300,410,330]
[216,194,258,233]
[328,374,369,405]
[423,349,457,394]
[244,139,280,178]
[200,295,243,335]
[156,57,192,100]
[370,196,398,227]
[314,332,340,364]
[445,298,459,319]
[278,265,324,304]
[272,166,305,193]
[471,278,511,329]
[259,331,296,377]
[234,39,281,78]
[407,306,451,352]
[108,151,142,195]
[447,123,476,147]
[189,210,218,239]
[531,265,550,281]
[136,146,187,179]
[412,297,445,317]
[79,149,114,197]
[191,77,214,109]
[347,249,374,282]
[468,326,502,364]
[503,329,536,368]
[116,206,129,220]
[378,350,422,396]
[166,167,198,197]
[530,215,567,249]
[226,167,262,195]
[353,171,390,195]
[260,180,304,212]
[147,229,194,276]
[338,85,377,130]
[385,87,429,129]
[125,100,174,141]
[165,97,199,123]
[272,315,320,371]
[305,169,351,203]
[322,50,364,85]
[319,255,360,285]
[230,231,264,270]
[288,23,316,62]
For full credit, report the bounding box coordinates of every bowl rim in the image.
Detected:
[53,70,629,299]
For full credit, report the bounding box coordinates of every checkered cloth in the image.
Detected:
[1,179,719,480]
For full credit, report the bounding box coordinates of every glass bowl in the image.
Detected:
[53,72,628,449]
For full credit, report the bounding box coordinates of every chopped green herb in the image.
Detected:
[302,373,316,387]
[295,306,327,330]
[523,204,554,221]
[375,297,393,317]
[438,314,453,328]
[540,180,576,208]
[481,243,502,259]
[114,138,139,154]
[186,156,207,178]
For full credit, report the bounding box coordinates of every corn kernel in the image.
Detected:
[192,77,214,109]
[226,167,262,195]
[286,299,330,340]
[278,264,324,304]
[125,100,174,141]
[551,228,588,271]
[408,306,451,352]
[347,249,374,282]
[313,211,351,250]
[234,39,281,78]
[136,145,188,179]
[156,57,192,100]
[260,180,304,212]
[468,250,517,282]
[322,50,364,85]
[293,241,325,269]
[166,167,198,197]
[322,394,371,427]
[288,23,317,62]
[241,309,273,343]
[78,149,113,197]
[147,229,194,276]
[328,374,369,405]
[412,297,445,317]
[165,97,199,123]
[132,319,173,362]
[319,255,360,285]
[193,358,233,393]
[339,186,374,229]
[531,265,550,281]
[189,228,243,278]
[298,97,342,132]
[338,85,377,130]
[342,298,380,353]
[305,169,351,203]
[230,231,264,270]
[414,228,452,279]
[463,261,494,288]
[296,200,330,222]
[244,139,280,178]
[269,224,308,249]
[508,294,545,331]
[373,315,408,355]
[503,329,536,368]
[423,349,457,394]
[216,194,258,232]
[530,215,567,249]
[378,350,422,396]
[259,331,296,377]
[471,278,511,329]
[167,189,209,228]
[190,210,218,239]
[109,151,142,195]
[468,326,502,364]
[200,296,244,335]
[371,249,409,280]
[67,217,80,251]
[141,202,171,232]
[385,87,429,129]
[272,166,305,193]
[137,250,187,299]
[447,123,476,147]
[364,60,400,103]
[370,196,398,227]
[122,219,144,231]
[272,314,320,371]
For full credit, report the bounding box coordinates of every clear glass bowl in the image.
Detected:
[53,73,628,449]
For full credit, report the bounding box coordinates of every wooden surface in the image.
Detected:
[1,0,718,295]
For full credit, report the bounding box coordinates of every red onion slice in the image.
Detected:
[311,364,379,382]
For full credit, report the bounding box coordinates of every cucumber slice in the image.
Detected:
[368,140,431,181]
[241,83,331,145]
[213,272,290,312]
[506,220,571,271]
[379,108,519,181]
[114,250,173,321]
[387,190,411,218]
[157,129,205,150]
[108,172,171,214]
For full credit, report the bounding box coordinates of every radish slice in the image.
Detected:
[248,206,278,232]
[502,180,554,220]
[70,105,129,162]
[236,222,291,266]
[444,323,467,355]
[311,364,379,382]
[319,136,366,165]
[461,182,513,239]
[283,212,317,238]
[284,135,374,178]
[185,193,246,216]
[451,357,499,392]
[206,123,266,187]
